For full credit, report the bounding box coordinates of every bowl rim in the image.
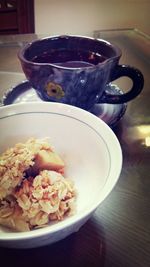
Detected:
[0,102,122,241]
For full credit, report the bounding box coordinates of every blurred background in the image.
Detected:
[35,0,150,36]
[0,0,149,36]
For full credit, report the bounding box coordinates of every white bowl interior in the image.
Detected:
[0,102,122,245]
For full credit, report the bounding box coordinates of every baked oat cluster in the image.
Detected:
[0,138,76,232]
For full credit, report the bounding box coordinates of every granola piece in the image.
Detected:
[0,138,54,200]
[0,200,30,231]
[15,170,76,229]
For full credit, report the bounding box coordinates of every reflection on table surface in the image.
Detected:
[0,29,150,267]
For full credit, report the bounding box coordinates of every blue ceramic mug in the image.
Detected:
[18,35,144,110]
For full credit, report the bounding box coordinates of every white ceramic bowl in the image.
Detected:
[0,102,122,248]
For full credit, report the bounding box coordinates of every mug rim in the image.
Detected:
[18,34,122,70]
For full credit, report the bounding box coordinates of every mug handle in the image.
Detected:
[100,64,144,104]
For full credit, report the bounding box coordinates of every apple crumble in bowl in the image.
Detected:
[0,138,76,232]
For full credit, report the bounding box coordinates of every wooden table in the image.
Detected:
[0,29,149,267]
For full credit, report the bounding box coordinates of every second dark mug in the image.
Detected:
[18,35,144,110]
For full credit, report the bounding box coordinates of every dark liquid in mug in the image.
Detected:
[31,49,107,68]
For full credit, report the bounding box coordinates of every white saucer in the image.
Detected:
[2,81,127,127]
